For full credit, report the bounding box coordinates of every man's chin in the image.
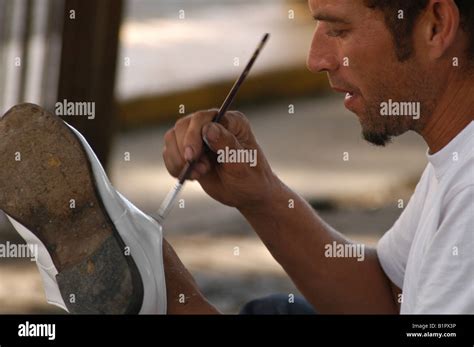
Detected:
[362,129,392,147]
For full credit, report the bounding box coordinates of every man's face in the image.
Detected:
[307,0,438,146]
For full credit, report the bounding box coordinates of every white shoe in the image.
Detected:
[0,103,167,314]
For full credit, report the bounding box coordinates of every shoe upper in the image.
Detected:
[7,122,167,314]
[66,123,167,314]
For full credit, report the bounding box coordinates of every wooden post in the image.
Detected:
[41,0,64,112]
[0,0,13,113]
[18,0,33,103]
[57,0,124,168]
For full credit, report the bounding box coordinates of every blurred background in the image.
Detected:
[0,0,427,314]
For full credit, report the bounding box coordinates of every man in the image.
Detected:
[1,0,472,314]
[161,0,473,314]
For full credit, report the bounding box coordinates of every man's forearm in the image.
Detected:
[238,177,399,313]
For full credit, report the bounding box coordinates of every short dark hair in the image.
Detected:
[364,0,474,62]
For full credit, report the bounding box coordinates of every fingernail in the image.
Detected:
[184,146,194,161]
[205,123,220,142]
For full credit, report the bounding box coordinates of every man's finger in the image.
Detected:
[202,122,242,153]
[163,129,185,177]
[219,111,251,139]
[182,109,218,161]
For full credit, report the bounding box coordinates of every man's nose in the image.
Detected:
[306,29,339,73]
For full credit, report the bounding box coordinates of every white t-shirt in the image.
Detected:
[377,121,474,314]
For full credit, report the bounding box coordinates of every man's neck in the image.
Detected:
[419,76,473,154]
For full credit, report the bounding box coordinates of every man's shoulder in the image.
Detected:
[441,151,473,202]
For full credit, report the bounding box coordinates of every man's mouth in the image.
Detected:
[345,91,354,99]
[332,87,360,112]
[332,86,355,96]
[343,92,361,113]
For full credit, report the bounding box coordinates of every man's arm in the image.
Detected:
[163,109,401,314]
[239,178,401,314]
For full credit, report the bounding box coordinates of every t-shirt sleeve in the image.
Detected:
[376,167,431,289]
[414,185,474,314]
[376,195,419,289]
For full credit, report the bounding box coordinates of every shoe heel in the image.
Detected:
[56,235,143,314]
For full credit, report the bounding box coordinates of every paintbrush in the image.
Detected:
[156,33,270,223]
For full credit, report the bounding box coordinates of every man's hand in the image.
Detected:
[163,109,277,209]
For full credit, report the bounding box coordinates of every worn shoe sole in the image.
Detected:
[0,103,144,314]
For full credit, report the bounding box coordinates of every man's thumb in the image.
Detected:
[202,123,241,152]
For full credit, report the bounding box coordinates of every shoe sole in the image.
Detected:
[0,103,143,314]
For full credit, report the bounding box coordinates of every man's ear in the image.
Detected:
[423,0,460,59]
